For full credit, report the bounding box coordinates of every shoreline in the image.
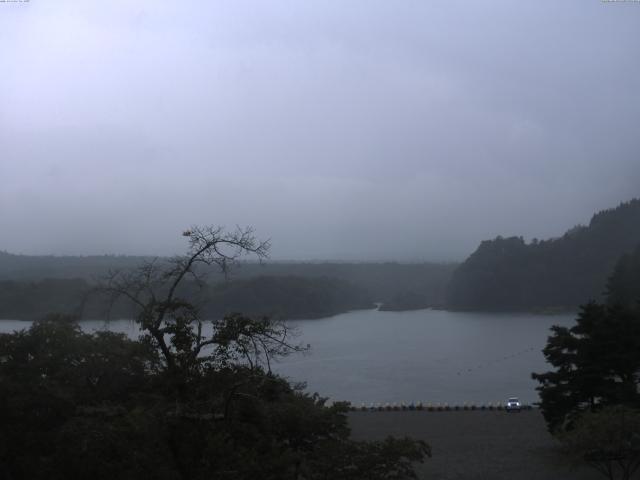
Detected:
[0,305,579,323]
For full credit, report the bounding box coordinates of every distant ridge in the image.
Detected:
[0,252,456,320]
[0,251,152,281]
[447,199,640,311]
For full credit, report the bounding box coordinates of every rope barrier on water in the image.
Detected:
[455,346,538,376]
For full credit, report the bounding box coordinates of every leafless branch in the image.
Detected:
[95,226,281,378]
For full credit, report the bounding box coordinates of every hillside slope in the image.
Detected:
[447,199,640,310]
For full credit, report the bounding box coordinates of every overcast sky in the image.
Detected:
[1,1,639,261]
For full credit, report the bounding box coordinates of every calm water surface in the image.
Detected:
[0,308,575,405]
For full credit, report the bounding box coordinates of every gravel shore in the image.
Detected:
[349,410,600,480]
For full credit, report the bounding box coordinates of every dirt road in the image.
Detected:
[349,410,601,480]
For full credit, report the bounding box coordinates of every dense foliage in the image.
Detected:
[0,278,90,320]
[533,250,640,433]
[606,244,640,313]
[0,226,429,479]
[532,302,640,432]
[0,275,373,321]
[0,251,456,316]
[448,199,640,310]
[559,406,640,480]
[202,275,373,319]
[0,317,429,480]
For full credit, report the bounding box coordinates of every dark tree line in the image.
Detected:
[0,278,90,320]
[532,302,640,431]
[203,275,373,319]
[606,244,640,313]
[0,226,430,480]
[533,245,640,431]
[448,199,640,311]
[0,251,456,315]
[533,246,640,480]
[0,275,373,321]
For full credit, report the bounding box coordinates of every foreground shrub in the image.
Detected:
[559,406,640,480]
[0,317,431,480]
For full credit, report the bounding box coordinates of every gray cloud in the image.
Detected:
[1,1,638,260]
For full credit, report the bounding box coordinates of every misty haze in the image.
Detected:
[1,2,639,480]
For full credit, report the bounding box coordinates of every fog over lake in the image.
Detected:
[0,309,574,405]
[3,2,639,261]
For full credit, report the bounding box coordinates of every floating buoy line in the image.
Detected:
[346,402,536,412]
[455,346,538,376]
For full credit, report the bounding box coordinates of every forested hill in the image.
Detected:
[0,275,374,321]
[606,243,640,312]
[0,252,455,315]
[0,252,149,281]
[201,276,373,320]
[447,199,640,311]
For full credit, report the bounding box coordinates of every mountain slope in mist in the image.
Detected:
[447,199,640,311]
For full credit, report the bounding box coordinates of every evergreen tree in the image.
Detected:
[532,302,640,431]
[606,244,640,312]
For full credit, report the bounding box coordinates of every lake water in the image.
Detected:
[0,308,575,405]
